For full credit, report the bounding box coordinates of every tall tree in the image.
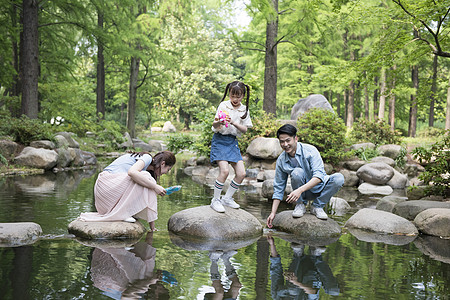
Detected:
[263,0,278,116]
[429,54,438,127]
[96,9,105,120]
[20,0,39,119]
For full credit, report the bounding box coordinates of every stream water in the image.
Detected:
[0,158,449,299]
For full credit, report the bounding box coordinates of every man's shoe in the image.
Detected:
[311,206,328,220]
[292,202,306,218]
[211,198,225,213]
[221,196,240,209]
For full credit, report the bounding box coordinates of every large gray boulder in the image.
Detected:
[376,195,408,212]
[356,162,395,185]
[55,132,80,148]
[341,159,366,171]
[271,211,341,239]
[386,169,408,189]
[162,121,176,133]
[68,219,147,239]
[30,140,55,150]
[350,142,376,151]
[392,200,450,221]
[344,208,418,236]
[0,139,18,160]
[168,206,263,240]
[377,144,403,159]
[14,146,58,170]
[290,94,333,120]
[72,149,97,166]
[132,138,152,152]
[358,182,393,195]
[339,169,359,187]
[148,140,166,151]
[369,156,395,167]
[0,222,42,247]
[329,197,351,216]
[246,137,283,159]
[414,208,450,238]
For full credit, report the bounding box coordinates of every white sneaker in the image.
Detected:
[311,247,326,256]
[311,206,328,220]
[292,202,306,218]
[123,217,136,223]
[221,196,240,209]
[209,250,223,261]
[211,198,225,213]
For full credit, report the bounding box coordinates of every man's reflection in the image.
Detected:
[268,236,339,300]
[89,232,172,299]
[204,250,242,300]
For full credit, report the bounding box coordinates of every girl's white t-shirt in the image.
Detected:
[212,100,253,137]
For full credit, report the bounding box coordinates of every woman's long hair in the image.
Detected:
[130,150,176,181]
[220,80,250,119]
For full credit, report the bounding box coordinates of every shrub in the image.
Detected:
[411,131,450,197]
[167,133,195,154]
[152,120,166,128]
[349,119,402,146]
[0,112,54,145]
[238,108,281,153]
[191,107,215,157]
[354,147,379,161]
[296,108,351,165]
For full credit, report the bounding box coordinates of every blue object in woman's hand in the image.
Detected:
[165,185,182,195]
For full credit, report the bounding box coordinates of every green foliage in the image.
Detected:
[0,153,7,166]
[190,107,215,157]
[411,131,450,197]
[349,119,402,146]
[354,147,379,161]
[94,120,125,147]
[296,108,351,165]
[167,133,195,154]
[417,127,446,138]
[152,121,166,128]
[394,146,408,169]
[0,112,54,145]
[238,108,281,153]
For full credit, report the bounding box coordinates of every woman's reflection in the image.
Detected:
[267,236,339,300]
[89,232,172,299]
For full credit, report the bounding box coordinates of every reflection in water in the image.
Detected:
[205,250,242,299]
[268,236,339,300]
[89,232,172,299]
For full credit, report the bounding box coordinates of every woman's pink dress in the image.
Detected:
[79,170,157,222]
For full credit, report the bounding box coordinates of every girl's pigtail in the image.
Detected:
[220,83,231,102]
[241,84,250,119]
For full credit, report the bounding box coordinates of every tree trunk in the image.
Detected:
[346,81,355,128]
[429,54,438,127]
[364,85,369,120]
[445,74,450,130]
[378,68,387,120]
[263,0,278,117]
[408,65,419,137]
[96,11,106,120]
[127,56,140,138]
[373,76,379,121]
[20,0,39,119]
[388,65,397,131]
[336,93,341,118]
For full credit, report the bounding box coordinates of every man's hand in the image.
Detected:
[266,212,276,228]
[286,188,302,203]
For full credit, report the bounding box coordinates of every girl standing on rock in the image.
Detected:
[79,150,176,231]
[209,81,253,213]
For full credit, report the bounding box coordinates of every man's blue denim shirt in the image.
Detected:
[273,142,329,201]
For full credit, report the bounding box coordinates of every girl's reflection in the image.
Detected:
[205,250,242,299]
[89,232,172,299]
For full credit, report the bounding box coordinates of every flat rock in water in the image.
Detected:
[271,211,341,239]
[393,200,450,221]
[168,206,263,240]
[0,222,42,247]
[68,219,147,240]
[345,208,418,236]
